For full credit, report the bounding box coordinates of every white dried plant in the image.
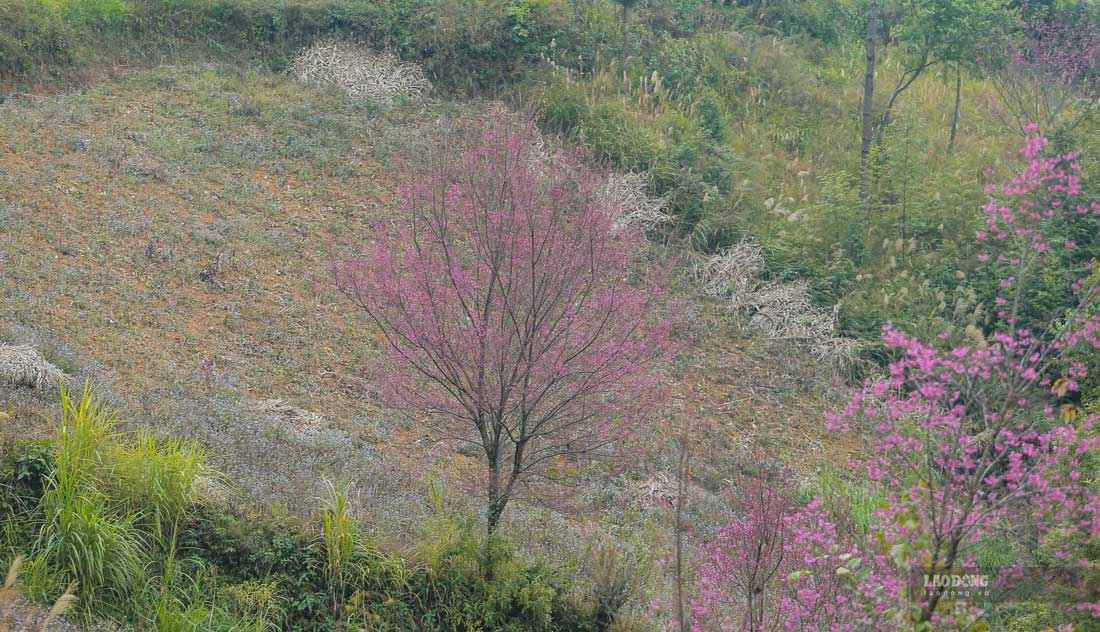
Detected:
[697,241,862,377]
[288,38,431,103]
[0,345,65,389]
[744,279,816,336]
[810,335,864,381]
[599,172,672,233]
[250,398,325,439]
[695,240,766,302]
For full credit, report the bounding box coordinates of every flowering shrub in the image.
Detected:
[691,476,901,632]
[983,10,1100,135]
[828,131,1100,625]
[696,133,1100,630]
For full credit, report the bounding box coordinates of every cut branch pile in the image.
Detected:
[696,241,861,377]
[0,345,65,389]
[599,172,672,233]
[289,38,431,102]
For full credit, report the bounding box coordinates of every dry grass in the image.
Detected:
[600,171,672,233]
[0,346,64,390]
[0,556,81,632]
[695,242,863,380]
[288,38,431,103]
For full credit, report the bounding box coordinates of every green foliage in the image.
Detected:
[0,389,629,631]
[110,429,206,541]
[0,1,74,74]
[36,0,133,26]
[35,385,147,610]
[0,386,212,622]
[740,0,858,44]
[805,462,885,534]
[582,536,652,632]
[0,0,581,90]
[892,0,1013,66]
[12,441,52,499]
[170,478,616,631]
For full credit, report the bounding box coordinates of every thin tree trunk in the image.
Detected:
[876,53,933,145]
[919,536,961,623]
[674,433,690,632]
[948,63,962,152]
[486,457,504,576]
[859,0,878,215]
[621,3,628,63]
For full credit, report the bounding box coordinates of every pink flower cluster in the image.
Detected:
[697,133,1100,630]
[981,9,1100,134]
[691,477,901,632]
[829,133,1100,625]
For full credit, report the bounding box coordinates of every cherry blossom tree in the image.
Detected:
[828,130,1100,626]
[336,119,675,540]
[695,132,1100,630]
[982,9,1100,136]
[691,475,901,632]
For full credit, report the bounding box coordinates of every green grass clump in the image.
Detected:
[804,462,886,535]
[0,388,649,631]
[110,429,206,541]
[0,385,210,621]
[34,0,133,26]
[35,385,147,609]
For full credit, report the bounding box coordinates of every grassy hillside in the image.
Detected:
[0,63,857,629]
[2,0,1099,630]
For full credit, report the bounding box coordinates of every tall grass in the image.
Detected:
[35,384,146,611]
[318,477,357,618]
[33,0,133,26]
[110,430,206,542]
[21,385,207,618]
[806,462,886,535]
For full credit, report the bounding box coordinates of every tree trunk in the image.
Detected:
[948,63,962,152]
[487,469,503,537]
[485,457,505,576]
[919,536,961,623]
[859,0,878,215]
[876,53,931,145]
[621,2,628,63]
[674,435,690,632]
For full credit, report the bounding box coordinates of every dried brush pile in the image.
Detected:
[600,172,672,233]
[0,346,64,389]
[480,104,670,234]
[696,241,861,378]
[288,38,431,103]
[248,398,349,448]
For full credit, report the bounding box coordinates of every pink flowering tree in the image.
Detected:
[828,131,1100,626]
[694,132,1100,631]
[691,475,901,632]
[336,119,675,539]
[982,9,1100,136]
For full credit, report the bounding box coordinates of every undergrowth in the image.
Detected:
[0,387,651,631]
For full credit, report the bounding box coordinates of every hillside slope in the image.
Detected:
[0,66,857,543]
